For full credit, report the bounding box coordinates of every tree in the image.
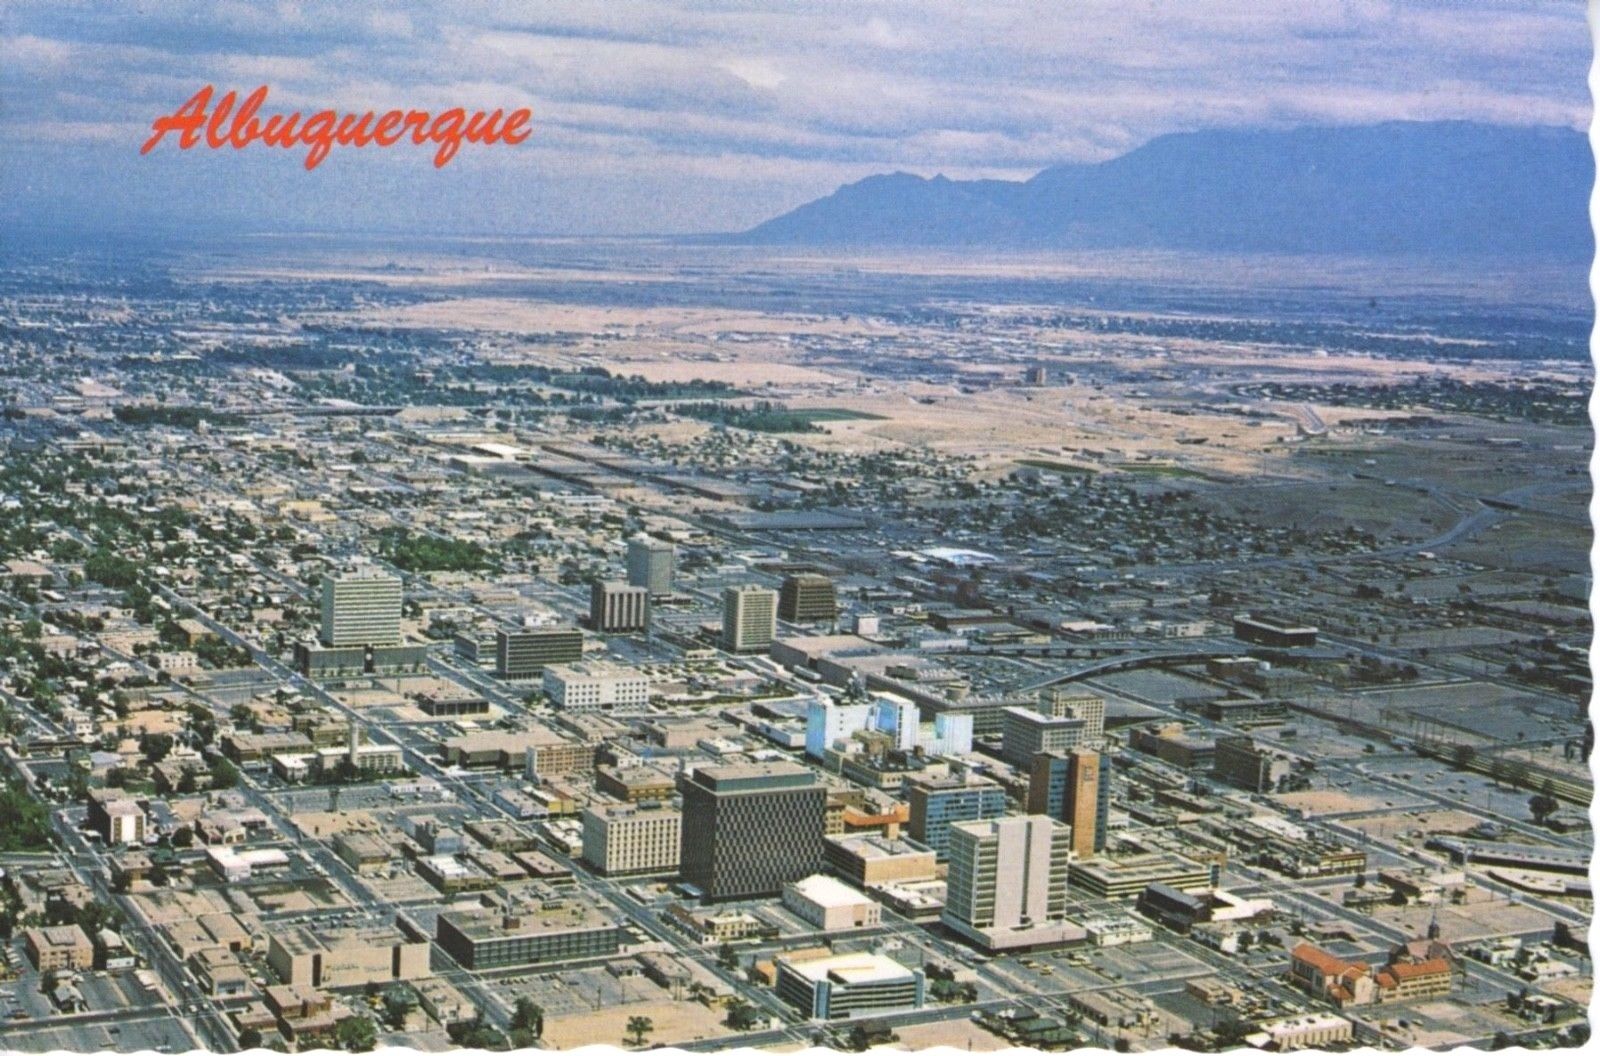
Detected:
[626,1016,654,1047]
[237,1027,264,1050]
[0,781,52,852]
[717,942,739,970]
[335,1016,376,1053]
[1529,781,1559,826]
[725,998,762,1031]
[510,997,544,1039]
[847,1024,871,1052]
[212,757,241,790]
[139,732,174,763]
[383,986,418,1030]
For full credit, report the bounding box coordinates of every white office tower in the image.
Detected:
[626,536,676,596]
[722,584,777,653]
[869,696,921,752]
[320,569,402,647]
[941,815,1074,951]
[923,713,974,757]
[806,695,972,761]
[806,698,872,760]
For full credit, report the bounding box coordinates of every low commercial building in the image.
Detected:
[1245,1012,1354,1052]
[1129,723,1216,771]
[783,874,883,932]
[775,951,924,1020]
[664,905,779,945]
[414,977,476,1026]
[414,689,490,718]
[823,834,937,887]
[24,925,93,971]
[206,846,291,882]
[333,832,393,876]
[191,949,251,997]
[435,896,622,970]
[264,984,348,1047]
[265,924,431,989]
[416,855,496,895]
[293,641,429,678]
[1200,698,1288,725]
[543,661,650,714]
[1082,915,1155,947]
[464,819,540,853]
[1135,884,1273,933]
[1069,853,1213,900]
[442,727,595,776]
[222,731,315,764]
[1213,735,1293,793]
[596,765,676,803]
[1232,612,1318,648]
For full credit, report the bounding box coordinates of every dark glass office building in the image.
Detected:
[680,762,825,901]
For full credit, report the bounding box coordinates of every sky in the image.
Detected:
[0,1,1591,238]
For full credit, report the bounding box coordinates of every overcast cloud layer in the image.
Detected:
[0,1,1590,238]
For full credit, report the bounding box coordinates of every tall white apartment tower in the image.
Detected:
[320,569,403,647]
[942,815,1071,935]
[722,584,778,653]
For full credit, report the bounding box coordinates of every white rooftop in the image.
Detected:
[784,951,915,986]
[787,873,874,909]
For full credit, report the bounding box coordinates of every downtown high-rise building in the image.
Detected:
[1000,707,1086,769]
[1027,748,1109,858]
[721,584,777,653]
[626,536,676,596]
[679,762,825,900]
[1040,689,1105,742]
[906,773,1007,860]
[941,815,1072,946]
[778,573,838,623]
[495,626,584,679]
[320,569,402,647]
[590,580,649,633]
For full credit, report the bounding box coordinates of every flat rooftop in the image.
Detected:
[440,897,617,940]
[782,951,916,985]
[788,874,875,908]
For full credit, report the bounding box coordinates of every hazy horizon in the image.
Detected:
[0,2,1589,238]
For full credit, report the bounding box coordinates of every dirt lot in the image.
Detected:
[539,999,731,1049]
[889,1018,1014,1051]
[1340,809,1483,839]
[1275,789,1394,816]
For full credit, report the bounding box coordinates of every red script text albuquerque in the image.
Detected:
[140,86,532,170]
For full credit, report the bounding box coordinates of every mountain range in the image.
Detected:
[736,121,1592,259]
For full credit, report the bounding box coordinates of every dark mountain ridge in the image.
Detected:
[738,121,1592,259]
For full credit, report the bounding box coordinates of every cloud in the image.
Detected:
[0,1,1587,235]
